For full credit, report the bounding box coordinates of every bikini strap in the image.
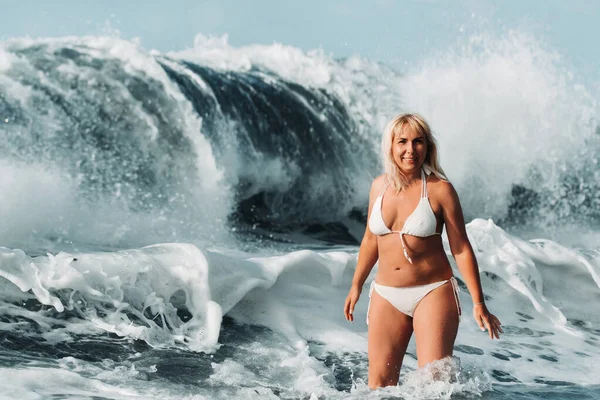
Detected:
[420,169,428,198]
[366,281,376,325]
[450,277,462,323]
[378,181,390,197]
[399,232,414,264]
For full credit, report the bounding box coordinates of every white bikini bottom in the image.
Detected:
[367,277,461,324]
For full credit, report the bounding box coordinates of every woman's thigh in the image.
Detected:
[412,281,460,368]
[368,290,414,384]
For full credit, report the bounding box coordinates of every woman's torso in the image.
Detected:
[372,174,454,287]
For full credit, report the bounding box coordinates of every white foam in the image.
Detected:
[0,161,200,250]
[0,36,233,250]
[0,244,221,351]
[0,363,212,400]
[400,31,598,221]
[170,33,333,87]
[1,219,598,387]
[0,45,17,73]
[168,30,598,226]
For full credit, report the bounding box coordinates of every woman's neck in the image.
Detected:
[402,168,422,185]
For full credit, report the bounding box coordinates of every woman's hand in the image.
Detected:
[344,286,362,322]
[473,303,503,339]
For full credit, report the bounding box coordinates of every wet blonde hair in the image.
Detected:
[382,113,447,192]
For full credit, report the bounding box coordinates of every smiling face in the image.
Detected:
[382,113,444,191]
[391,126,428,175]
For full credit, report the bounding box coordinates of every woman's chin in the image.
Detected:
[397,162,422,173]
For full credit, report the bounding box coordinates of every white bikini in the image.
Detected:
[366,168,461,322]
[369,169,441,263]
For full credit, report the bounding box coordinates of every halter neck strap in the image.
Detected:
[421,169,428,198]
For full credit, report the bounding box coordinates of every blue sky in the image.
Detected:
[1,0,599,79]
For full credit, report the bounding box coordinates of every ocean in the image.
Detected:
[0,32,599,399]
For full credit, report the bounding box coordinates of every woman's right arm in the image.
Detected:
[344,177,383,322]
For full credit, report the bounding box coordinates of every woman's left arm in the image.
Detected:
[439,181,503,339]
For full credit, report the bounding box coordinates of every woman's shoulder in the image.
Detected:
[369,174,388,196]
[427,173,451,186]
[371,174,388,189]
[427,176,459,202]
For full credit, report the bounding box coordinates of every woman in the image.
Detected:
[343,113,502,389]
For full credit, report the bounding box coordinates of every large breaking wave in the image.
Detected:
[0,32,598,250]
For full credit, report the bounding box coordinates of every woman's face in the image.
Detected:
[391,127,428,175]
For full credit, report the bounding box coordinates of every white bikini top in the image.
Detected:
[368,168,441,264]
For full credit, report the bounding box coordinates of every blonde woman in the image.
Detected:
[344,113,502,389]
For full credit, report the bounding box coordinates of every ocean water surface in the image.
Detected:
[0,31,599,399]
